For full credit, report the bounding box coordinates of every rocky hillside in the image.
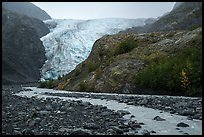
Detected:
[47,26,202,96]
[2,2,51,21]
[2,9,49,84]
[121,2,202,33]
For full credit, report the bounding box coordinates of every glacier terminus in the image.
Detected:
[40,18,146,80]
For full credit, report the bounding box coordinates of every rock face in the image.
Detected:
[2,9,48,84]
[2,2,51,21]
[2,9,50,38]
[121,2,202,33]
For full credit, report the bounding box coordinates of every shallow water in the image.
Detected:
[14,87,202,135]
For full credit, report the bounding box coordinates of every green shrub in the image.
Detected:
[134,47,202,96]
[95,67,103,80]
[39,79,55,89]
[39,81,47,88]
[114,37,138,55]
[74,68,81,77]
[87,61,98,72]
[79,80,88,91]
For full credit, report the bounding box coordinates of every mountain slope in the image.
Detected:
[2,9,50,38]
[49,27,202,96]
[121,2,202,33]
[2,9,48,84]
[2,2,51,21]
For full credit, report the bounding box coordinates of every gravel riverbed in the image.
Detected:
[2,84,202,135]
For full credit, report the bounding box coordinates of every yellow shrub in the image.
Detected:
[180,63,192,89]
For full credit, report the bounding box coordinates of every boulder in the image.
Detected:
[153,116,166,121]
[177,122,189,127]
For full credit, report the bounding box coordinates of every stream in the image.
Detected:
[14,87,202,135]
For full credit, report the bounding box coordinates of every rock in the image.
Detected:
[28,120,36,127]
[58,127,70,134]
[64,102,70,108]
[83,123,100,129]
[153,116,166,121]
[108,122,118,126]
[141,129,151,135]
[151,130,156,133]
[100,111,112,117]
[177,122,189,127]
[35,106,41,111]
[67,107,74,111]
[60,106,67,111]
[117,110,130,115]
[24,88,33,91]
[119,124,129,129]
[175,102,187,108]
[81,102,91,106]
[40,120,46,126]
[13,128,21,131]
[70,128,90,135]
[22,128,34,135]
[129,121,142,129]
[13,130,22,135]
[170,110,176,114]
[183,132,189,135]
[139,122,145,125]
[196,107,202,111]
[187,116,193,120]
[139,98,148,105]
[127,102,134,105]
[130,115,135,118]
[178,109,195,116]
[45,105,53,111]
[35,117,41,122]
[119,99,124,103]
[109,126,124,134]
[39,110,50,116]
[107,129,115,134]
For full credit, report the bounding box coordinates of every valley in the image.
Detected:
[2,2,202,135]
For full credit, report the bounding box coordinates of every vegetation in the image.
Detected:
[57,79,70,90]
[74,67,81,76]
[39,79,56,89]
[79,80,88,91]
[87,60,98,72]
[114,37,138,56]
[134,47,202,96]
[95,67,103,80]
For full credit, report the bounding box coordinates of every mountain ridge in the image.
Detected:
[2,2,51,21]
[120,2,202,33]
[2,8,49,84]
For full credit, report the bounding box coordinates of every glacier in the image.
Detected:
[40,18,146,80]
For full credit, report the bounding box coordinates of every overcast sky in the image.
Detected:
[32,2,176,20]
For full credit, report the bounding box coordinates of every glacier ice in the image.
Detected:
[40,18,146,80]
